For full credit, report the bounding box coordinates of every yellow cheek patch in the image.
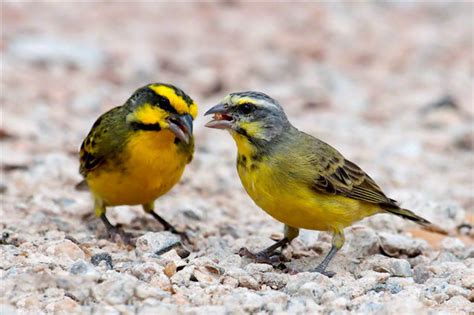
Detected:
[239,121,264,138]
[149,84,198,119]
[127,103,169,127]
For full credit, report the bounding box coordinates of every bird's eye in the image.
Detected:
[240,103,254,114]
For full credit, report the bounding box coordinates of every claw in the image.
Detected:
[238,247,289,264]
[313,266,336,278]
[168,226,191,245]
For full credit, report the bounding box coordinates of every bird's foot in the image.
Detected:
[313,265,336,278]
[106,224,135,246]
[166,226,191,245]
[148,210,191,244]
[238,247,289,265]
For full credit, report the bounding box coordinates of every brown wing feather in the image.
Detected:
[313,156,397,206]
[79,107,124,176]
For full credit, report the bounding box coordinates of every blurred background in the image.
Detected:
[1,2,473,313]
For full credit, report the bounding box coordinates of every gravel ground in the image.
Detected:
[1,2,473,314]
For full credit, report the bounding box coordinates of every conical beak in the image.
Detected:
[168,113,193,144]
[204,104,233,129]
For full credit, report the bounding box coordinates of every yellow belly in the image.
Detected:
[87,130,190,206]
[238,161,380,232]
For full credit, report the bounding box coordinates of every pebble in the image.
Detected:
[69,259,93,275]
[378,232,427,257]
[92,275,137,305]
[461,273,474,289]
[135,232,181,258]
[441,237,466,258]
[413,264,431,284]
[344,228,380,258]
[91,252,113,269]
[261,272,289,290]
[46,239,85,263]
[364,256,414,277]
[444,296,474,313]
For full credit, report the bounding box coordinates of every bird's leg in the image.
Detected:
[96,201,133,245]
[239,225,300,264]
[313,230,345,277]
[143,202,190,243]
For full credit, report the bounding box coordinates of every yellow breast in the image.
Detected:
[237,156,380,233]
[87,130,190,206]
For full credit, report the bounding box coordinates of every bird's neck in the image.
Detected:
[231,131,260,157]
[230,124,293,159]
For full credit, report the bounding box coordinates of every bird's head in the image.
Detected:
[205,91,289,144]
[125,83,197,144]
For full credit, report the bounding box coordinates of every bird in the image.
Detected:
[205,91,430,276]
[79,83,197,243]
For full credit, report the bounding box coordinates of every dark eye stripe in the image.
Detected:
[144,88,178,114]
[130,121,162,131]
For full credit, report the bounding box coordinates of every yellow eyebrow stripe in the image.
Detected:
[149,84,198,119]
[236,98,256,106]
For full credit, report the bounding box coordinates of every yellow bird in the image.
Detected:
[79,83,197,243]
[205,91,430,276]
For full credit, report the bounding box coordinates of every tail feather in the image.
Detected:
[383,206,431,225]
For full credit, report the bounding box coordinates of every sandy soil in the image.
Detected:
[1,2,473,314]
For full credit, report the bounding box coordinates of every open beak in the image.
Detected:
[167,113,193,144]
[204,104,234,129]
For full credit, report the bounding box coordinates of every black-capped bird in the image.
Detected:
[79,83,197,243]
[205,91,430,276]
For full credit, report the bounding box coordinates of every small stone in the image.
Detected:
[135,284,168,300]
[297,282,327,302]
[135,232,181,258]
[91,252,113,269]
[285,272,334,295]
[433,251,460,264]
[344,227,380,258]
[92,275,137,305]
[261,272,289,290]
[378,232,427,257]
[238,274,260,290]
[413,264,431,284]
[388,259,413,277]
[164,262,177,278]
[221,276,239,288]
[48,296,81,314]
[356,301,385,314]
[444,296,474,313]
[69,260,91,275]
[46,239,85,262]
[352,271,390,298]
[366,256,414,277]
[446,284,471,299]
[373,282,402,294]
[137,304,178,315]
[193,267,220,285]
[320,290,336,304]
[461,273,474,289]
[441,237,466,258]
[131,262,164,283]
[170,265,194,287]
[244,263,274,274]
[423,278,450,303]
[182,208,203,220]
